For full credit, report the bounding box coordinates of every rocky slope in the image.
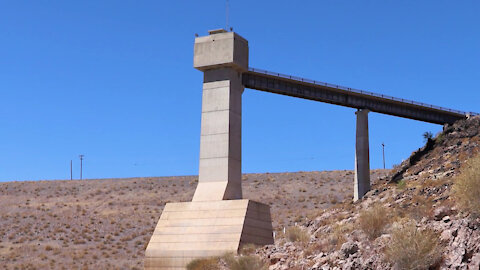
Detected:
[257,116,480,270]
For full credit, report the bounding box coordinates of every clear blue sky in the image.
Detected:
[0,1,478,181]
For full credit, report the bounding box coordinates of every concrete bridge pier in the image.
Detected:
[354,109,371,201]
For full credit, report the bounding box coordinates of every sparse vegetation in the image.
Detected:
[358,204,389,240]
[186,257,220,270]
[2,115,480,269]
[452,153,480,218]
[435,132,445,144]
[384,220,442,270]
[223,253,268,270]
[396,179,406,189]
[326,222,353,251]
[423,131,433,142]
[0,170,389,268]
[239,243,258,255]
[285,226,310,243]
[407,195,434,222]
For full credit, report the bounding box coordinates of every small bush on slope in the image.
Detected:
[223,253,268,270]
[286,226,310,243]
[453,153,480,218]
[239,243,257,255]
[396,179,406,189]
[186,257,220,270]
[384,220,442,270]
[358,204,389,240]
[327,223,354,251]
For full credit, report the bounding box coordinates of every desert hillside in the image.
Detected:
[2,116,480,270]
[251,116,480,270]
[0,167,387,269]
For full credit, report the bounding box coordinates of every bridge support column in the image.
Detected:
[354,109,371,201]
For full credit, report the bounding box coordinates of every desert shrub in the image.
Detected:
[407,195,434,222]
[452,154,480,217]
[286,226,310,243]
[186,257,220,270]
[423,131,433,142]
[435,132,445,144]
[396,179,406,189]
[326,222,353,251]
[384,220,442,270]
[223,253,267,270]
[303,242,323,257]
[239,243,257,255]
[358,204,389,240]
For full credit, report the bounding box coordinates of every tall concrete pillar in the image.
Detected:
[354,109,371,201]
[145,30,273,269]
[191,29,248,201]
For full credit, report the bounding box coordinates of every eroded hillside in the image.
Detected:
[253,116,480,270]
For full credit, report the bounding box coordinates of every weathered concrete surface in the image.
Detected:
[144,200,274,270]
[192,30,248,202]
[354,109,371,201]
[193,68,243,201]
[194,31,248,72]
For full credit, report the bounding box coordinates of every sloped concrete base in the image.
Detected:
[144,199,274,270]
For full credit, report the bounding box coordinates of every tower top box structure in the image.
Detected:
[194,29,249,72]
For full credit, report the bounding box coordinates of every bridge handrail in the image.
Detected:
[248,67,478,117]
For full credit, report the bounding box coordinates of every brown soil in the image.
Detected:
[0,170,388,269]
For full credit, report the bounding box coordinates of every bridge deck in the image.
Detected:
[243,68,476,125]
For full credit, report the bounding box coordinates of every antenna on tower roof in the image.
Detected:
[226,0,229,31]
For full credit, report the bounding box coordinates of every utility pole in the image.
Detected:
[79,155,84,180]
[70,160,73,180]
[382,143,386,169]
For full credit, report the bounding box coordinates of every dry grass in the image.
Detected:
[186,257,220,270]
[239,243,257,255]
[407,195,434,222]
[0,170,390,268]
[223,253,268,270]
[358,204,389,240]
[303,242,324,257]
[326,222,354,251]
[285,226,310,243]
[396,179,406,189]
[452,154,480,217]
[384,220,442,270]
